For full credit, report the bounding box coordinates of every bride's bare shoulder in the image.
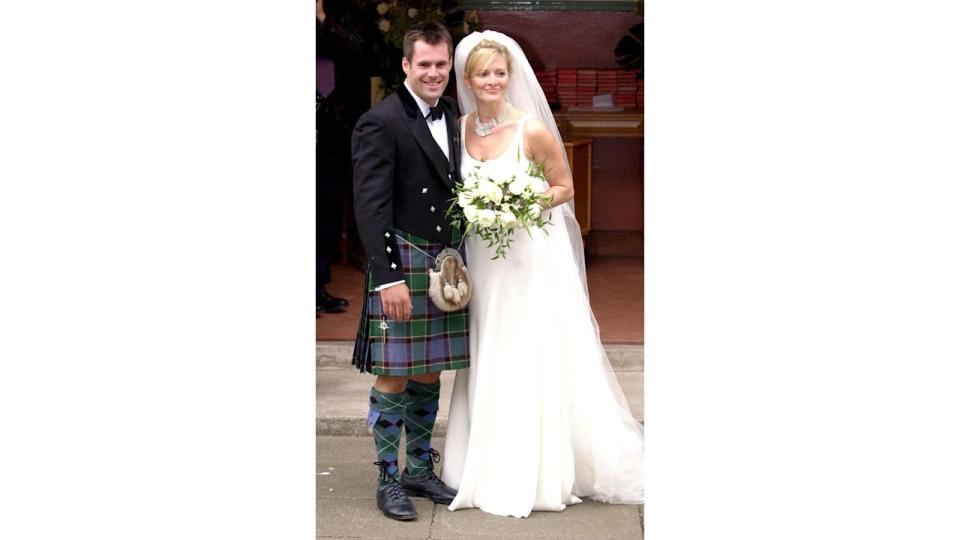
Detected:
[518,117,559,161]
[520,116,552,142]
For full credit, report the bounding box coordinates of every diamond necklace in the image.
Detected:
[474,103,512,137]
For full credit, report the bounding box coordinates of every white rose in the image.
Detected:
[476,179,497,201]
[463,205,479,223]
[378,19,390,32]
[528,203,542,218]
[493,162,516,185]
[530,178,549,194]
[489,186,504,205]
[507,176,528,195]
[477,209,497,227]
[376,2,389,15]
[457,191,473,208]
[500,211,518,228]
[407,8,418,17]
[477,161,512,186]
[463,174,479,188]
[474,164,493,182]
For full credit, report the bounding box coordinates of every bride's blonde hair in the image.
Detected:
[464,39,513,78]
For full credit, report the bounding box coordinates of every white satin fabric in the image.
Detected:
[441,115,644,518]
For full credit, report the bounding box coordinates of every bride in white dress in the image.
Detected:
[441,31,644,518]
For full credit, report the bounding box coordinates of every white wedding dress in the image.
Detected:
[441,116,644,518]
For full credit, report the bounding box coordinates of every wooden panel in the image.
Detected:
[554,108,644,138]
[564,138,593,237]
[585,230,643,257]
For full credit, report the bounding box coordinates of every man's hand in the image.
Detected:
[380,283,412,321]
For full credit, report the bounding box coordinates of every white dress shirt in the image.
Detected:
[404,79,450,160]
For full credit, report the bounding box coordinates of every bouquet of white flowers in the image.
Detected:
[448,157,553,259]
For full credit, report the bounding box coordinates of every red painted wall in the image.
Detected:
[478,11,644,234]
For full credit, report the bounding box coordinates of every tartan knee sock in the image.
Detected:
[403,379,441,476]
[369,387,405,487]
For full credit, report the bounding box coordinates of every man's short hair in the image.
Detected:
[402,21,454,60]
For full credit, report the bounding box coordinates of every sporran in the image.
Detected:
[427,248,472,312]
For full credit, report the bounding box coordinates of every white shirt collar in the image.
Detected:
[404,79,440,119]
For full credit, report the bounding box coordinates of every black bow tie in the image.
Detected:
[427,105,443,121]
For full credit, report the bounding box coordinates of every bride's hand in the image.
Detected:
[380,283,413,321]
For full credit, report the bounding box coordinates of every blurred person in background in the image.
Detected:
[316,0,368,314]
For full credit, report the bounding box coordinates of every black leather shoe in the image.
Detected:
[377,481,418,521]
[316,290,348,313]
[320,290,348,307]
[400,450,457,504]
[374,462,417,521]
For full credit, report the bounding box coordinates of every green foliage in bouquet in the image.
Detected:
[447,157,554,260]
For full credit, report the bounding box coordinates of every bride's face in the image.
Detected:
[467,54,509,104]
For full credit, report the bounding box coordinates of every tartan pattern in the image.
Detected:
[403,380,441,476]
[369,387,405,485]
[352,229,470,376]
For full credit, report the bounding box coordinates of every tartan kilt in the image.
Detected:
[352,229,470,375]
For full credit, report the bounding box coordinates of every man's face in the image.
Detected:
[402,40,452,104]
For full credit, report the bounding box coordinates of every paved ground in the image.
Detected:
[316,343,644,539]
[317,436,644,540]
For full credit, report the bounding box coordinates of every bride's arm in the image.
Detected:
[523,119,574,208]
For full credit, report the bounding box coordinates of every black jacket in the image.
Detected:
[351,84,463,286]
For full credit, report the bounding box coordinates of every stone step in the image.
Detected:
[317,366,644,437]
[316,340,644,371]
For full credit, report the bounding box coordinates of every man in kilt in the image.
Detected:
[350,22,468,521]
